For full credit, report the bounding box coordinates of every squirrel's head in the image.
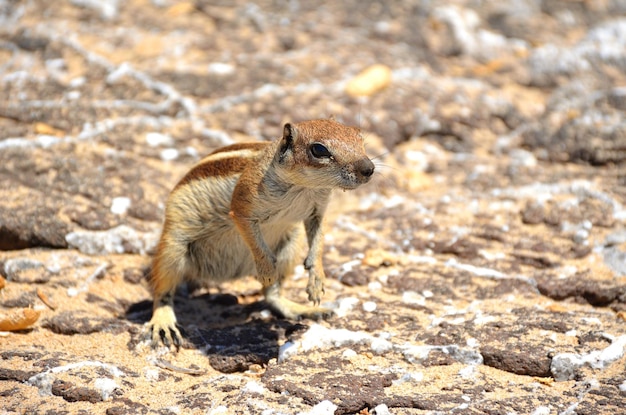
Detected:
[276,119,374,190]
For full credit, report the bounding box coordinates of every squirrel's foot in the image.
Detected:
[264,285,332,320]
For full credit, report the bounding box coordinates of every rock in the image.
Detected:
[536,275,626,308]
[481,345,552,377]
[527,19,626,87]
[42,311,126,335]
[603,247,626,277]
[551,336,626,381]
[0,193,70,250]
[51,379,103,403]
[427,5,528,59]
[3,258,46,283]
[65,225,159,255]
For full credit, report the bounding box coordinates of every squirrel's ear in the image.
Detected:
[280,123,297,158]
[283,123,297,144]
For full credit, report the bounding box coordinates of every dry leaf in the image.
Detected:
[0,308,41,331]
[345,64,392,97]
[362,249,398,267]
[166,2,196,17]
[34,122,65,136]
[37,288,58,310]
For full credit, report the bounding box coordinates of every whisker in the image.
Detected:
[373,161,398,173]
[369,171,397,193]
[370,151,390,161]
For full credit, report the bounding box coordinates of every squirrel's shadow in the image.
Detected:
[125,290,305,373]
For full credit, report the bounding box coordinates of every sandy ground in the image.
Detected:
[1,1,626,414]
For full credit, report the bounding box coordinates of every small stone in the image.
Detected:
[301,400,337,415]
[207,63,236,76]
[340,270,369,287]
[362,301,377,312]
[241,381,266,395]
[160,148,179,161]
[3,258,47,283]
[70,0,120,20]
[481,345,552,377]
[531,406,552,415]
[110,197,131,215]
[145,132,174,147]
[550,353,581,381]
[51,379,102,403]
[93,378,119,401]
[373,403,391,415]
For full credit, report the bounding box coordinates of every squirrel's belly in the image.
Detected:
[185,231,255,283]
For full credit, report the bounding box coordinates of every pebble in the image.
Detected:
[393,372,424,385]
[300,400,338,415]
[208,62,235,75]
[334,297,360,318]
[370,337,393,355]
[70,0,120,20]
[145,132,174,147]
[208,406,229,415]
[402,291,426,306]
[372,404,391,415]
[362,301,377,312]
[458,365,477,379]
[110,197,131,215]
[3,258,44,281]
[531,407,552,415]
[160,148,179,161]
[242,381,266,395]
[342,349,357,359]
[93,378,119,400]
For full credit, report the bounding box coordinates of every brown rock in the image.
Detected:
[51,379,102,403]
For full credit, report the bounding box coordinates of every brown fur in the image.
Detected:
[173,156,253,189]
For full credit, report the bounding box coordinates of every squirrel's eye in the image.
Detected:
[310,143,332,159]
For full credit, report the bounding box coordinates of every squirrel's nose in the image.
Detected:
[357,158,375,178]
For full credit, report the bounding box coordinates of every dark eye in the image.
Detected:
[310,143,332,159]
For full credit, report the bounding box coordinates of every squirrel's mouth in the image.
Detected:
[339,181,366,191]
[339,173,373,191]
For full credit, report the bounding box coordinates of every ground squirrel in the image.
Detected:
[147,119,375,348]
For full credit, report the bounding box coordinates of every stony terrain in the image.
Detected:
[1,0,626,414]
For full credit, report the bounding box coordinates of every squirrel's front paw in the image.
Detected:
[306,277,325,305]
[145,306,182,350]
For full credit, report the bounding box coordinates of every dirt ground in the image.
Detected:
[1,1,626,414]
